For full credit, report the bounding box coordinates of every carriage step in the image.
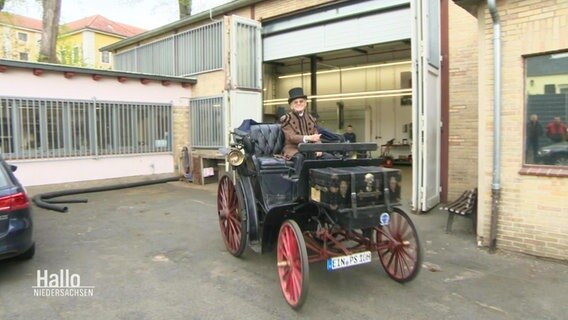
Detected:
[281,174,299,182]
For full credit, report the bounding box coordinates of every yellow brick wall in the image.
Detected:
[448,2,479,200]
[254,0,335,20]
[173,101,191,174]
[475,0,568,260]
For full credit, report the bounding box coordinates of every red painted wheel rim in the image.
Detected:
[277,223,304,307]
[375,209,420,281]
[217,176,243,255]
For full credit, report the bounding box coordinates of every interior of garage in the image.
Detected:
[262,40,412,163]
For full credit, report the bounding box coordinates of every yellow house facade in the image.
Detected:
[59,15,145,69]
[0,12,42,61]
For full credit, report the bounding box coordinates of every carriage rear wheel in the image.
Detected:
[277,220,309,310]
[217,174,247,257]
[375,207,422,282]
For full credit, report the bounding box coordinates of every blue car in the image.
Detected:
[0,155,34,261]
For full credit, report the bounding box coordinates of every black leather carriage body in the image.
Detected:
[309,166,402,229]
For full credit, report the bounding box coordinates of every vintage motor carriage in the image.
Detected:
[216,121,422,309]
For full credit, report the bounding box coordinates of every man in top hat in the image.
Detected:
[281,87,332,177]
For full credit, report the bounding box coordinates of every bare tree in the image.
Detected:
[178,0,192,19]
[38,0,60,63]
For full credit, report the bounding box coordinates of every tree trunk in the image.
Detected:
[178,0,192,19]
[39,0,61,63]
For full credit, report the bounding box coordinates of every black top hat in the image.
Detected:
[288,87,308,104]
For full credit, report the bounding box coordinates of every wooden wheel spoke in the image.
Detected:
[291,268,302,301]
[398,219,411,239]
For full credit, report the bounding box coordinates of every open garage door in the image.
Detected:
[411,0,441,212]
[226,15,263,134]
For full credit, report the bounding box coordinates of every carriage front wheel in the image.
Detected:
[277,219,309,310]
[217,174,247,257]
[375,207,422,282]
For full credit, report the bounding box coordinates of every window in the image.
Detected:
[19,52,29,61]
[524,52,568,167]
[72,46,80,63]
[101,51,110,64]
[0,97,172,160]
[190,96,224,148]
[17,32,28,42]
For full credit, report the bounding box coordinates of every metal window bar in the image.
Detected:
[190,96,224,148]
[0,97,172,160]
[114,20,223,76]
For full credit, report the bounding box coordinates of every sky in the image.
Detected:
[4,0,232,30]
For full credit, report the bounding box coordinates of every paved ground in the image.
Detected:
[0,179,566,320]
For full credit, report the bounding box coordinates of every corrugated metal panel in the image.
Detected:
[114,20,223,76]
[263,6,411,62]
[231,16,262,89]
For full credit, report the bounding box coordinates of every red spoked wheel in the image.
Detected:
[217,174,247,257]
[277,220,309,310]
[375,207,422,282]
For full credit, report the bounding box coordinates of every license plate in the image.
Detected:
[327,251,372,271]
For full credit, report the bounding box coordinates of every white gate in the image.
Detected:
[411,0,441,212]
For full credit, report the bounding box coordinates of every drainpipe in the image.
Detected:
[488,0,501,254]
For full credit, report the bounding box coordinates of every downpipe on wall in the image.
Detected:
[488,0,501,254]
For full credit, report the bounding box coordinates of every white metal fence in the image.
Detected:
[0,96,172,160]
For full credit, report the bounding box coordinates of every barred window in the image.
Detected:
[0,97,172,160]
[190,96,224,148]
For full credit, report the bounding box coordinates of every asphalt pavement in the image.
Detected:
[0,179,566,320]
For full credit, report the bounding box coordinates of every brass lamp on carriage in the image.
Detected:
[227,148,245,166]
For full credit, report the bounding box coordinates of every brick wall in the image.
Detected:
[474,0,568,260]
[254,0,334,20]
[172,102,190,175]
[448,2,479,200]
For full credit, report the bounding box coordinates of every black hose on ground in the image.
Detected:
[32,176,180,213]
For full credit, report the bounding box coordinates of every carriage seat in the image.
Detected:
[249,123,291,172]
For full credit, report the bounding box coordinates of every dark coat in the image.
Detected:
[280,111,319,159]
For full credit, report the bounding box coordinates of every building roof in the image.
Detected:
[0,58,197,85]
[0,12,42,31]
[62,15,146,38]
[101,0,265,52]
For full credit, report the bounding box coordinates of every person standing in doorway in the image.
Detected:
[546,116,567,143]
[343,124,357,143]
[526,114,543,163]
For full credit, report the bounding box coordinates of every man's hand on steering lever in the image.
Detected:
[305,133,321,142]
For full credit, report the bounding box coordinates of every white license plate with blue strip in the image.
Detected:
[327,251,372,271]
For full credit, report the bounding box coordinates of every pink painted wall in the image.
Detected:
[0,65,193,186]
